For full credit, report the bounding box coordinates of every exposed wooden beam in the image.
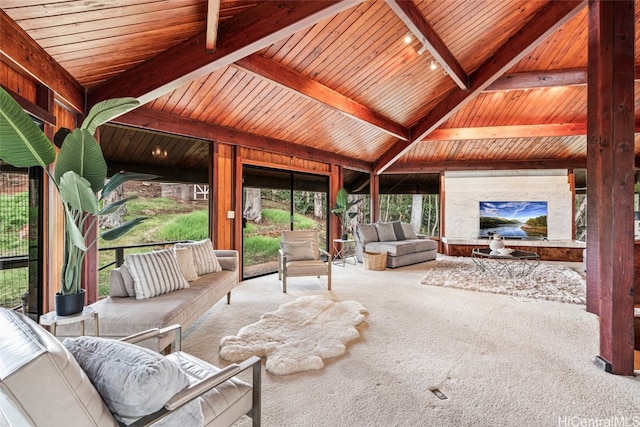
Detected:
[385,0,468,90]
[424,123,588,141]
[206,0,221,52]
[486,65,640,92]
[233,54,409,141]
[88,1,363,107]
[385,158,588,173]
[374,0,587,174]
[0,10,84,113]
[486,68,588,92]
[112,107,372,172]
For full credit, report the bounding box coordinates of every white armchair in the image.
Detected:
[278,230,332,293]
[0,308,261,427]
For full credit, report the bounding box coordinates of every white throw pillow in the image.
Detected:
[63,336,203,426]
[175,239,222,275]
[109,265,136,297]
[125,249,190,300]
[174,247,200,282]
[279,240,316,261]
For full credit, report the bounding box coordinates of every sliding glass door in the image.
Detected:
[242,165,328,279]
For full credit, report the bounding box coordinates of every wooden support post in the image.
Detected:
[370,173,379,223]
[586,0,635,375]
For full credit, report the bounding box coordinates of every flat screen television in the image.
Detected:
[479,201,548,238]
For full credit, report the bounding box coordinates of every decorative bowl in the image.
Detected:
[497,248,514,255]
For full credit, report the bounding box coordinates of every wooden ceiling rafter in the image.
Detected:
[233,54,409,141]
[206,0,221,52]
[386,158,588,173]
[87,0,364,107]
[374,0,588,174]
[385,0,468,90]
[112,107,373,173]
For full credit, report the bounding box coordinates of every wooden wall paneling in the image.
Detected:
[212,142,234,250]
[239,147,331,175]
[587,0,635,375]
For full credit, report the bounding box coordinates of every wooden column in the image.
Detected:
[330,165,342,243]
[211,142,235,250]
[586,0,635,375]
[370,173,379,223]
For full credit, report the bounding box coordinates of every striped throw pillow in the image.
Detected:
[125,249,190,300]
[175,239,222,275]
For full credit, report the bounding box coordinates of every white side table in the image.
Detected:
[40,306,99,337]
[332,238,356,266]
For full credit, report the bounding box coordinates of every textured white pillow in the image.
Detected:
[279,240,316,261]
[63,336,203,426]
[125,249,190,300]
[174,247,200,282]
[175,239,222,275]
[108,265,136,298]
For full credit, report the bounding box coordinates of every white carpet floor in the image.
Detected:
[183,256,640,427]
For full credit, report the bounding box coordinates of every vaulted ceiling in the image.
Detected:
[2,0,639,187]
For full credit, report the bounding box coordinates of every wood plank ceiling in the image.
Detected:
[2,0,639,185]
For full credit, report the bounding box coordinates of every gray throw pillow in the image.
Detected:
[63,336,203,426]
[401,223,418,239]
[279,240,316,261]
[357,224,379,245]
[392,221,405,240]
[376,222,397,242]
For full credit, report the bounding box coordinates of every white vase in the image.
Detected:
[489,235,505,251]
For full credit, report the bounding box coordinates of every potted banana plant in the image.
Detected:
[331,188,362,240]
[0,88,155,315]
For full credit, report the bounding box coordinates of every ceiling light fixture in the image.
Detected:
[151,146,168,159]
[417,46,426,55]
[403,33,412,44]
[430,60,437,70]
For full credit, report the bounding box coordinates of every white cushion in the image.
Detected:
[125,249,190,300]
[175,239,222,275]
[280,240,315,261]
[63,336,203,426]
[108,264,136,298]
[174,246,200,282]
[109,268,128,298]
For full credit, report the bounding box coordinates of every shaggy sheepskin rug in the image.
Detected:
[219,295,368,375]
[421,255,586,304]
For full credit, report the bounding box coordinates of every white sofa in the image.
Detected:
[0,308,261,427]
[355,222,438,268]
[60,244,240,351]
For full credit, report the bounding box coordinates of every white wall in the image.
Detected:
[443,170,573,240]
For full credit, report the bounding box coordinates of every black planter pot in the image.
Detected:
[55,289,85,316]
[341,234,349,240]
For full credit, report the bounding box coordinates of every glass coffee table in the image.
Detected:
[471,248,540,278]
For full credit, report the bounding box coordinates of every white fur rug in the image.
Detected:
[219,295,368,375]
[421,255,586,304]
